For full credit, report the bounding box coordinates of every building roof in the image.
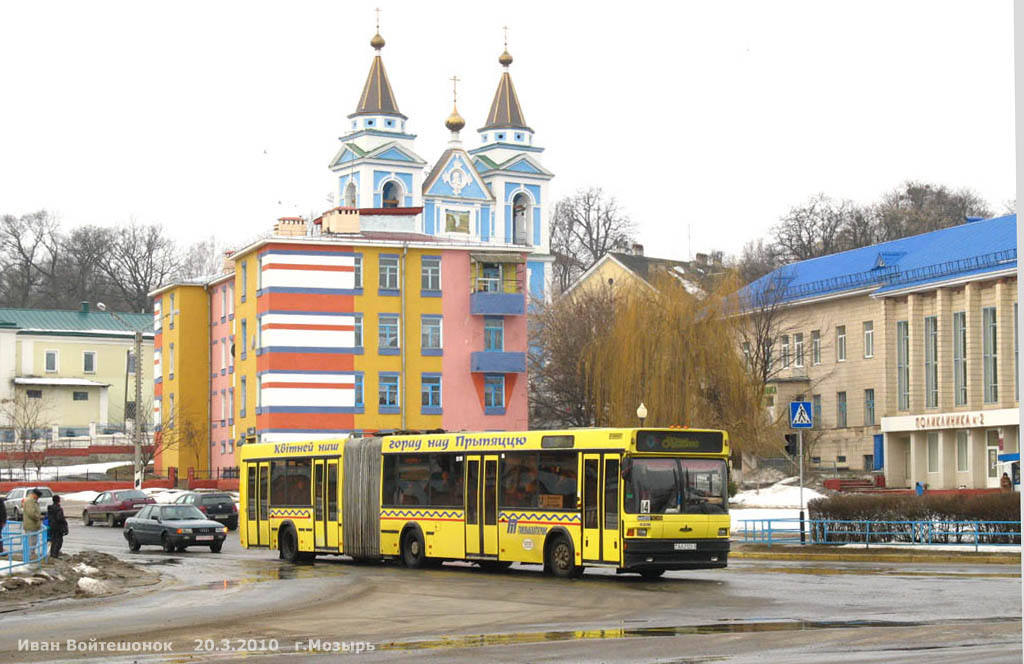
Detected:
[351,54,406,119]
[564,251,710,297]
[744,214,1017,306]
[480,71,530,131]
[0,307,153,337]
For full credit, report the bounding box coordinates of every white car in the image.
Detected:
[4,486,55,521]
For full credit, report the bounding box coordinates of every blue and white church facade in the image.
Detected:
[327,28,554,302]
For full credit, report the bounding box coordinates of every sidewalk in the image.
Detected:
[730,541,1021,565]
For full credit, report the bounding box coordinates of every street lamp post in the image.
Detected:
[98,303,145,490]
[636,402,647,428]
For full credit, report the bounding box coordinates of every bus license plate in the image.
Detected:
[196,536,213,541]
[674,542,696,550]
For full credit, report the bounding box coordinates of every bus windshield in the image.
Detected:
[624,458,727,514]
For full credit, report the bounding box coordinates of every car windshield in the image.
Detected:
[158,506,206,520]
[36,488,53,497]
[624,458,728,515]
[200,494,232,505]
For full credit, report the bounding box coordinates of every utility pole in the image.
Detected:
[99,303,145,489]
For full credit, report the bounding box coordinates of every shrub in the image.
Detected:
[806,493,1020,545]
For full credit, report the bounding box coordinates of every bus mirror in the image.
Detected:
[621,458,632,480]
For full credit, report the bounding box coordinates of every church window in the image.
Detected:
[344,181,357,207]
[515,133,523,141]
[512,193,530,246]
[482,134,488,141]
[385,119,394,127]
[445,210,470,233]
[496,133,505,141]
[382,180,402,208]
[365,119,375,127]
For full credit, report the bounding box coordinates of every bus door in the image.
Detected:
[314,460,326,548]
[327,460,339,550]
[247,461,270,547]
[464,455,500,557]
[582,454,601,561]
[602,456,621,564]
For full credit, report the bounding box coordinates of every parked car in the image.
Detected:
[82,489,155,527]
[123,504,228,553]
[173,492,239,530]
[4,486,54,521]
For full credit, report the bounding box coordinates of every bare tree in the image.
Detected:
[179,236,223,279]
[528,286,617,428]
[0,211,62,308]
[0,393,55,478]
[549,187,636,294]
[101,222,182,313]
[732,238,783,284]
[772,194,864,262]
[873,181,992,242]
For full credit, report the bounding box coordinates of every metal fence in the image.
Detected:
[1,521,49,574]
[739,518,1021,551]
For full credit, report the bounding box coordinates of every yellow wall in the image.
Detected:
[158,285,210,475]
[14,334,153,427]
[570,257,642,298]
[233,249,260,445]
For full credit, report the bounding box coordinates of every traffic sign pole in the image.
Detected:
[799,430,805,545]
[789,401,812,546]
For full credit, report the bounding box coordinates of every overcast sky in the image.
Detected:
[0,1,1014,260]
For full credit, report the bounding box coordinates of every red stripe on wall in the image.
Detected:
[257,412,355,429]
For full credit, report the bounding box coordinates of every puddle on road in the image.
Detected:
[375,617,1022,652]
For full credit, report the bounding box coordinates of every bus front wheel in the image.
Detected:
[546,534,581,579]
[401,529,426,568]
[280,527,300,563]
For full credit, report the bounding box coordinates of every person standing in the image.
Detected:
[22,488,43,556]
[46,495,68,557]
[1000,472,1013,493]
[0,496,6,553]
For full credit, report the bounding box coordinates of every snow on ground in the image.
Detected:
[1,461,131,481]
[60,490,100,502]
[731,481,825,509]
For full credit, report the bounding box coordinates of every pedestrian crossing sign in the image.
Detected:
[790,401,813,429]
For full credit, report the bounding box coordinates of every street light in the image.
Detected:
[636,402,647,428]
[98,302,145,490]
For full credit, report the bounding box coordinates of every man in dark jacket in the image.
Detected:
[46,495,68,558]
[0,497,6,553]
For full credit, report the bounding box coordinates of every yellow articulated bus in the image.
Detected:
[239,428,731,579]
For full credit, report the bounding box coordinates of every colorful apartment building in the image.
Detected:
[149,24,547,477]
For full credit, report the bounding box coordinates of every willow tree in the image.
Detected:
[583,272,776,454]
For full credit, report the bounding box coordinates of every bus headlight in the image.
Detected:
[626,528,648,537]
[718,528,729,536]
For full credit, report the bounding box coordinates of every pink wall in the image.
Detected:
[209,280,235,472]
[441,252,528,432]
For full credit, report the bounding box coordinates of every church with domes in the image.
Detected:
[326,24,554,302]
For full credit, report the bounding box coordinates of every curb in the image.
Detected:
[730,549,1021,565]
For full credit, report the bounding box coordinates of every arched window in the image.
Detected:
[382,181,401,208]
[512,193,530,245]
[344,181,357,208]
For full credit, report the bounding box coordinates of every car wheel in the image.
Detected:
[210,541,223,553]
[127,531,141,552]
[279,527,299,563]
[161,532,175,553]
[401,528,426,569]
[227,519,238,531]
[175,544,188,552]
[545,534,580,579]
[82,511,92,527]
[106,513,115,528]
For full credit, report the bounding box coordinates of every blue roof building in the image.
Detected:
[743,215,1018,491]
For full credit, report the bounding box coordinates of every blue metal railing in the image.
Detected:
[1,521,49,573]
[738,518,1021,551]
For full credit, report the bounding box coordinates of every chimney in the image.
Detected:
[80,301,89,314]
[695,252,709,267]
[321,207,361,234]
[222,250,235,273]
[274,216,308,237]
[631,243,644,256]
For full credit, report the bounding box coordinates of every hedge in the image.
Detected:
[806,493,1020,545]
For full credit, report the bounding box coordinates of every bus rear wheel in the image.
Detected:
[639,569,665,580]
[546,534,581,579]
[401,529,426,568]
[280,527,300,563]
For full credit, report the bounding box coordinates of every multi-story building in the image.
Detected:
[745,214,1017,489]
[0,304,153,438]
[150,24,546,478]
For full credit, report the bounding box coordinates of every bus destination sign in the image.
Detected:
[635,430,724,454]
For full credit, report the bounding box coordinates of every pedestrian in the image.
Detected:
[22,488,43,555]
[1000,472,1013,493]
[914,481,924,497]
[0,494,6,553]
[46,495,68,557]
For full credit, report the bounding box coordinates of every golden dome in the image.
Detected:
[370,32,385,50]
[498,49,513,67]
[445,106,466,132]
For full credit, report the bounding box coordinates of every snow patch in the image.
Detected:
[731,483,825,509]
[77,577,115,595]
[72,563,99,575]
[60,490,100,502]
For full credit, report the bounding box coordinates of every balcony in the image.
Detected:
[470,288,525,316]
[471,351,526,373]
[470,253,527,316]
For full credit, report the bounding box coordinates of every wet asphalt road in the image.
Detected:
[0,515,1020,663]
